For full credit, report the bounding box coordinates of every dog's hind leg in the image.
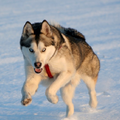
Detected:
[60,83,75,117]
[82,75,98,108]
[60,73,80,117]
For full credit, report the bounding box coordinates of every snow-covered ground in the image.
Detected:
[0,0,120,120]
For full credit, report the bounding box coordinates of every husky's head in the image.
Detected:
[20,20,64,74]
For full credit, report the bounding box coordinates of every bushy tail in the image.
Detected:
[51,22,85,41]
[63,27,85,41]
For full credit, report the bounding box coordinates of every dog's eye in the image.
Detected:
[29,48,34,53]
[42,48,46,52]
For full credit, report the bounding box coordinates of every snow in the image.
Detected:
[0,0,120,120]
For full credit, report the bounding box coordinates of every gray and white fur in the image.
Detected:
[20,20,100,117]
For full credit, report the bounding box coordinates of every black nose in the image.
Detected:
[34,62,42,68]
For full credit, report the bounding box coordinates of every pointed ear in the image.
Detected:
[22,21,34,37]
[41,20,52,37]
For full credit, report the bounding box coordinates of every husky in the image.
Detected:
[20,20,100,117]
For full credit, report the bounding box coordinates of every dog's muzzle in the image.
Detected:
[34,62,43,74]
[34,68,43,74]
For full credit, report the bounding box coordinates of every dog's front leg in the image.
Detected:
[45,70,75,104]
[21,65,41,106]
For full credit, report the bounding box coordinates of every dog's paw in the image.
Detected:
[46,94,59,104]
[89,99,98,108]
[66,104,74,117]
[21,93,32,106]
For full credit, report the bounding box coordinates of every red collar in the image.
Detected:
[44,45,62,79]
[59,45,62,50]
[44,64,53,78]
